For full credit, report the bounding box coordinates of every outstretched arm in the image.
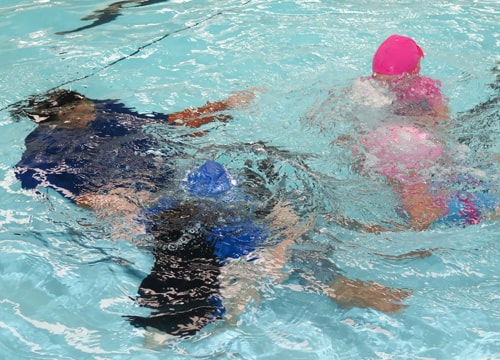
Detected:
[167,89,257,128]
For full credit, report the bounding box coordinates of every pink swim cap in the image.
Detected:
[372,35,424,76]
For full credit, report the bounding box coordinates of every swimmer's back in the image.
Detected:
[15,93,178,200]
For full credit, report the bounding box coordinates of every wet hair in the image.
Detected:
[10,89,90,123]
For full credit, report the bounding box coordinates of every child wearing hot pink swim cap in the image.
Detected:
[372,34,449,119]
[360,35,499,230]
[361,35,451,230]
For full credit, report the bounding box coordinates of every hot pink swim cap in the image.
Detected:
[372,35,424,76]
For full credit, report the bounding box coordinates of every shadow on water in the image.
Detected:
[56,0,169,35]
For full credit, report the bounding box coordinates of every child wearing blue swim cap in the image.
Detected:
[127,159,270,336]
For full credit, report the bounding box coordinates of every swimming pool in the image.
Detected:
[1,0,499,359]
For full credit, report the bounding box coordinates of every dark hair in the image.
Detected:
[10,89,89,123]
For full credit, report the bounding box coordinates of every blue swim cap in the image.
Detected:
[184,160,233,196]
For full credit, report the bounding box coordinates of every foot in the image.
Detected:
[326,276,411,313]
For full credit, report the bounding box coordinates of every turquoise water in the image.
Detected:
[1,0,499,359]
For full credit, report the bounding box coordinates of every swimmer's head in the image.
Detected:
[184,160,234,196]
[372,35,424,76]
[16,89,96,128]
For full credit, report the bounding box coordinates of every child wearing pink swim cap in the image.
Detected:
[372,34,449,120]
[361,35,451,230]
[361,39,498,230]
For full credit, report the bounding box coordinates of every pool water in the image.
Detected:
[1,0,499,359]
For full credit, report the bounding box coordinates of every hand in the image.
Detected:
[167,88,261,129]
[223,87,261,109]
[326,276,411,313]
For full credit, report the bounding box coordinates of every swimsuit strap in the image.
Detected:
[457,193,481,225]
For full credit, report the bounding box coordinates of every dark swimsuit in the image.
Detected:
[16,100,179,200]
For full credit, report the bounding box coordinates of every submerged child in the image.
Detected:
[356,34,498,230]
[13,89,410,337]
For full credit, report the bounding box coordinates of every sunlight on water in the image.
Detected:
[0,0,499,359]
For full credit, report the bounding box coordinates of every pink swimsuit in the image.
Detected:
[360,124,443,185]
[360,75,446,185]
[389,75,444,116]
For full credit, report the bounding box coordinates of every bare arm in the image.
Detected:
[167,89,257,128]
[432,102,450,120]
